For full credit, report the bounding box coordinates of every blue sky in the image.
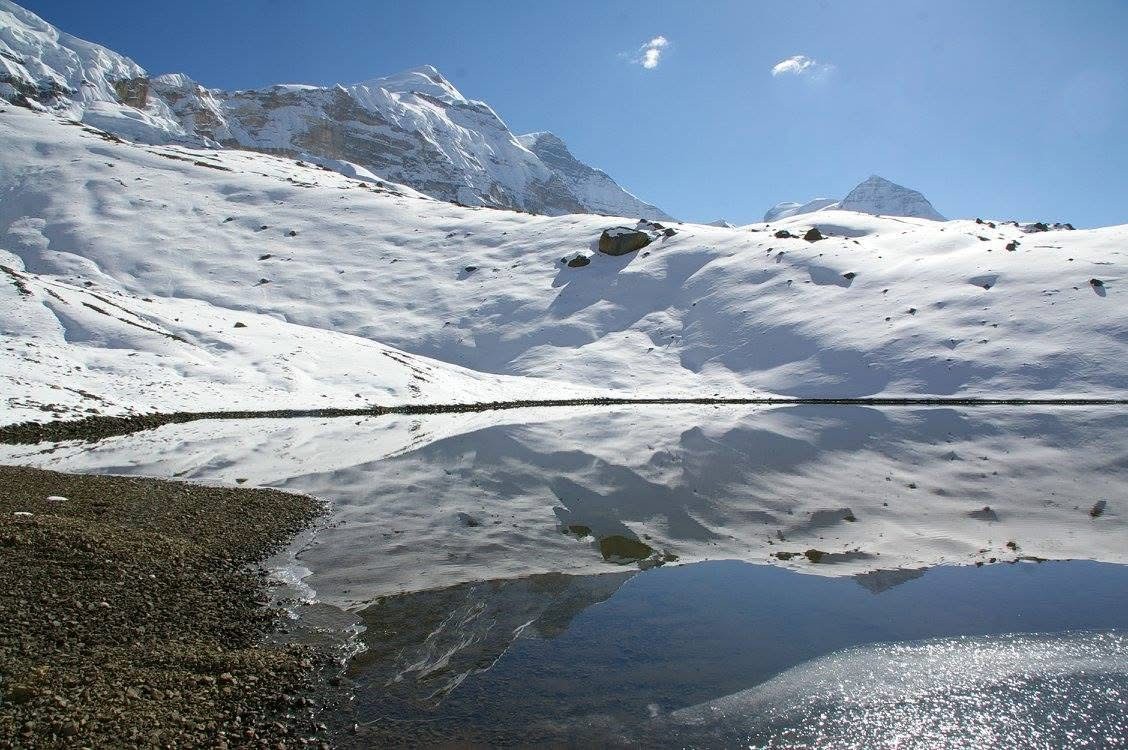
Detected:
[23,0,1128,227]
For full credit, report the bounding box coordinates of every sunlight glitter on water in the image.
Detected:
[672,632,1127,749]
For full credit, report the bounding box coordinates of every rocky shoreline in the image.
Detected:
[0,465,335,748]
[4,396,1126,446]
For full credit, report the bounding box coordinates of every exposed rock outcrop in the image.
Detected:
[598,227,652,256]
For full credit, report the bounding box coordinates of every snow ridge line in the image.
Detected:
[3,396,1127,445]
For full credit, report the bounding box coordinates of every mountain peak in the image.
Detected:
[353,64,465,102]
[839,175,944,220]
[764,176,943,222]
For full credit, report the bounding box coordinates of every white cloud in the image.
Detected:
[771,54,834,79]
[631,36,669,70]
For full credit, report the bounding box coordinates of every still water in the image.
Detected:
[346,560,1127,747]
[3,405,1126,746]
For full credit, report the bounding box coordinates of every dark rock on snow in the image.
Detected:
[598,227,652,256]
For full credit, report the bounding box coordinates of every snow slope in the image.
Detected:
[0,1,668,218]
[0,256,601,424]
[763,176,944,222]
[2,108,1126,428]
[0,112,608,424]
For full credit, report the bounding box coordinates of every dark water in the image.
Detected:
[341,559,1128,747]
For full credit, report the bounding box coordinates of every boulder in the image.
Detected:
[598,227,652,256]
[567,255,590,268]
[803,227,825,242]
[773,229,794,239]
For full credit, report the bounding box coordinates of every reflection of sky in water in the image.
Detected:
[345,559,1128,747]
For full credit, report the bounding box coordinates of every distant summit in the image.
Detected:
[839,176,944,221]
[764,176,944,222]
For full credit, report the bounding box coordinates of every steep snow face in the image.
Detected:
[840,175,945,220]
[764,176,944,222]
[764,198,838,222]
[0,0,189,141]
[3,109,1126,425]
[518,132,673,220]
[0,0,141,109]
[0,3,667,219]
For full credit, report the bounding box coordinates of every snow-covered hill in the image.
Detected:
[764,176,944,222]
[0,256,599,424]
[2,108,1126,426]
[0,0,667,218]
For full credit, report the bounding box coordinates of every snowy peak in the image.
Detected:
[352,64,466,103]
[839,175,944,221]
[0,1,667,219]
[518,131,673,221]
[764,176,944,222]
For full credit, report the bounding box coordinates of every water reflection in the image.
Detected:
[5,404,1123,605]
[343,559,1128,747]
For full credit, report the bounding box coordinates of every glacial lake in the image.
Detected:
[3,405,1126,746]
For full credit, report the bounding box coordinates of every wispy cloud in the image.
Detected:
[628,36,669,70]
[771,54,834,79]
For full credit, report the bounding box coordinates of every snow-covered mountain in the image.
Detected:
[839,175,945,220]
[0,0,668,218]
[764,176,944,222]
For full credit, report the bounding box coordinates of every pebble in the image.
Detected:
[46,495,67,502]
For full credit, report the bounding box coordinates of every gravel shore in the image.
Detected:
[0,465,332,748]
